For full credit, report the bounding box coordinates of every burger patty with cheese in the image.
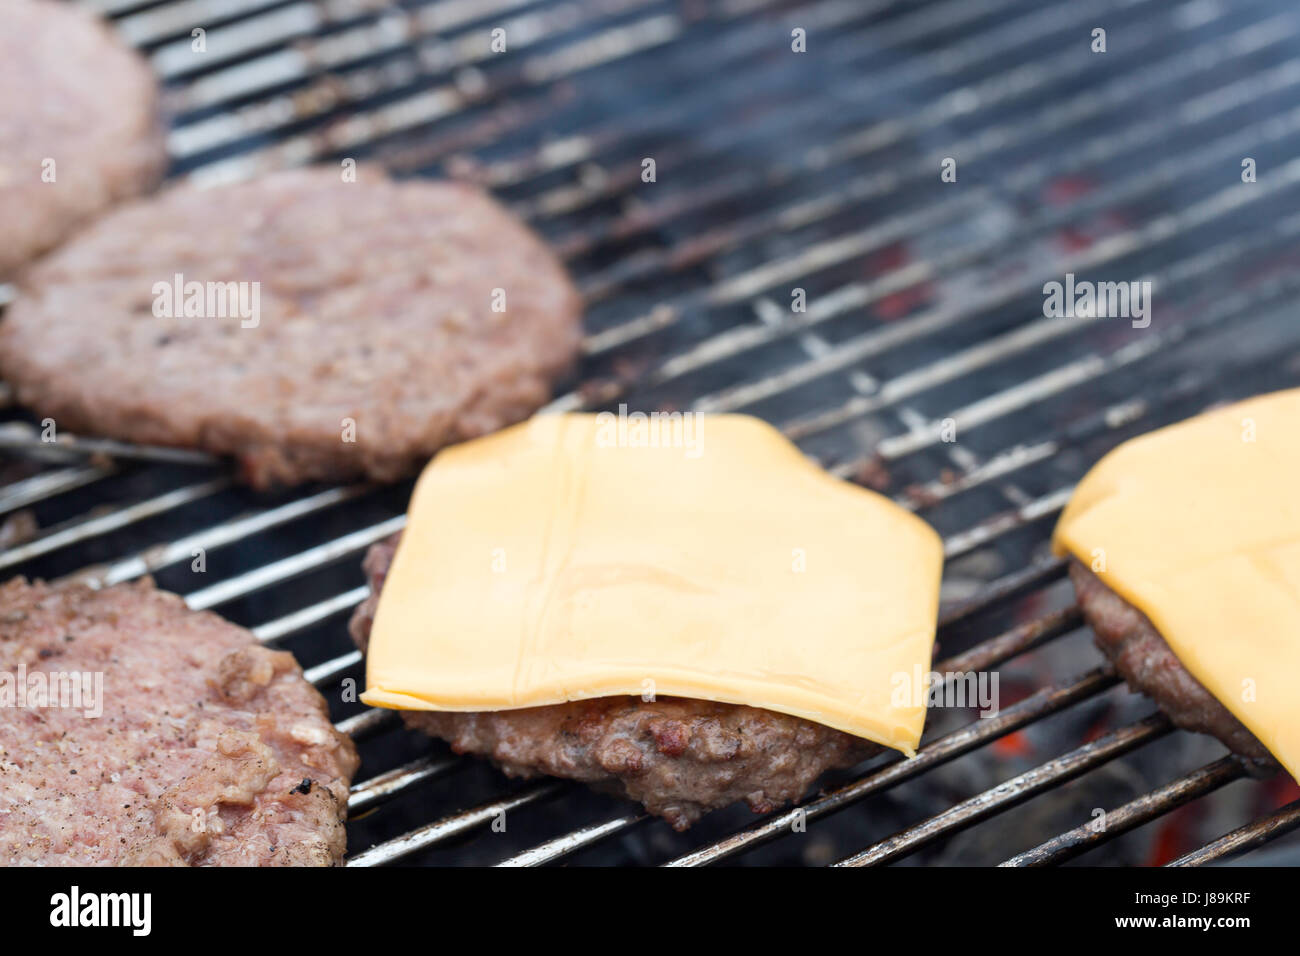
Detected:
[1054,388,1300,779]
[1067,559,1275,771]
[351,413,944,828]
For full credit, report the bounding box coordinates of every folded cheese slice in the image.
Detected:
[1053,388,1300,779]
[362,413,943,754]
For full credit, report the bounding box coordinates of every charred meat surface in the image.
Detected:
[350,534,879,830]
[0,0,167,278]
[0,578,358,865]
[0,167,582,488]
[1069,558,1276,772]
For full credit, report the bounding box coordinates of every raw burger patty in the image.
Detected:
[0,167,583,488]
[0,577,358,865]
[1069,559,1276,771]
[350,534,878,830]
[0,0,166,278]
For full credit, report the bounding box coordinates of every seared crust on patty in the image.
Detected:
[0,0,166,278]
[1068,559,1276,771]
[0,577,358,865]
[0,167,582,488]
[350,535,878,830]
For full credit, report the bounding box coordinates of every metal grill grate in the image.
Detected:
[5,0,1300,865]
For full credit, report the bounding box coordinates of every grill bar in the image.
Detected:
[568,2,1292,361]
[871,272,1300,469]
[482,0,912,199]
[1000,757,1250,867]
[0,422,220,465]
[1168,799,1300,867]
[789,214,1300,444]
[494,814,647,867]
[0,465,114,516]
[64,485,376,589]
[695,164,1300,421]
[166,516,401,610]
[304,650,363,687]
[115,0,298,47]
[347,755,465,816]
[565,25,1300,311]
[335,708,394,741]
[867,360,1245,504]
[175,0,693,181]
[0,477,232,573]
[523,1,1166,240]
[347,780,566,866]
[938,558,1067,630]
[167,0,1014,169]
[254,584,370,644]
[665,667,1120,867]
[834,714,1173,867]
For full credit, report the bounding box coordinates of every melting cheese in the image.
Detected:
[1053,388,1300,779]
[362,413,943,754]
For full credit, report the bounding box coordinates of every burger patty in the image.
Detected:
[1068,559,1276,771]
[350,535,879,830]
[0,0,167,278]
[0,167,582,488]
[0,577,358,865]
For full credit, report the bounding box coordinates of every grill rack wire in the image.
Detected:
[3,0,1300,865]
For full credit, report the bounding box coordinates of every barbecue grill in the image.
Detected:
[4,0,1300,867]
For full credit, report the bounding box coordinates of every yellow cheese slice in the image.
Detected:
[1053,388,1300,779]
[362,413,943,754]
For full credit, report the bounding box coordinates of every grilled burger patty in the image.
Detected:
[1069,559,1276,771]
[0,577,358,865]
[0,167,582,488]
[350,535,879,830]
[0,0,166,278]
